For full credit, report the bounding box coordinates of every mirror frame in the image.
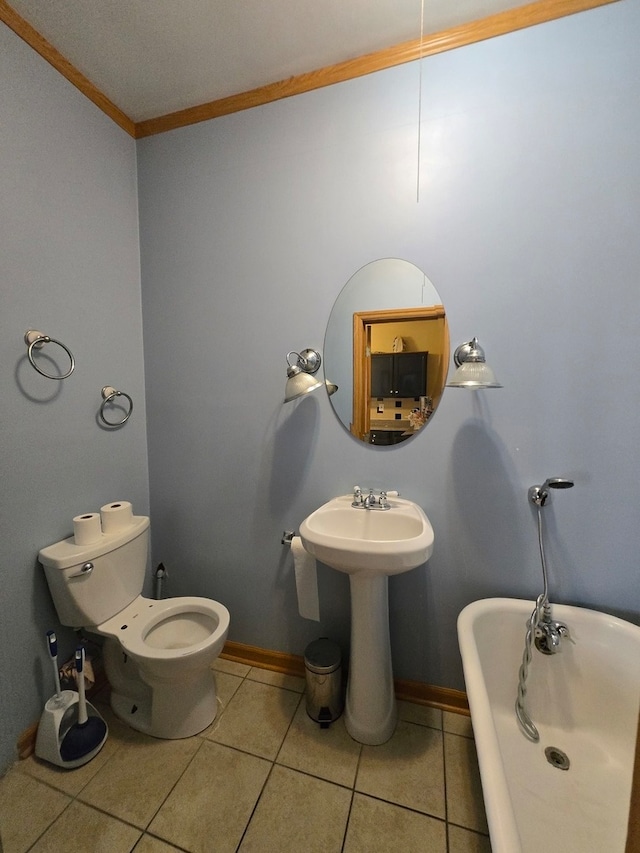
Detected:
[351,305,449,441]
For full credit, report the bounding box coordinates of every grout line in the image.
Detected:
[340,789,356,852]
[442,727,450,835]
[233,751,280,852]
[25,796,75,852]
[140,736,207,832]
[271,759,359,793]
[132,832,190,852]
[272,691,304,765]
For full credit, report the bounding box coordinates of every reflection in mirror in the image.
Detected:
[324,259,449,446]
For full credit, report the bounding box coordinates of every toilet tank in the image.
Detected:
[39,516,150,628]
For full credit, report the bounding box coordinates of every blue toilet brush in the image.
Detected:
[59,646,107,763]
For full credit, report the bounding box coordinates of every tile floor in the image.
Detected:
[0,659,491,852]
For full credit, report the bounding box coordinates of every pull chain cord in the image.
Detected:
[416,0,425,202]
[515,506,550,742]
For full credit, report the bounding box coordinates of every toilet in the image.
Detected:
[39,509,230,739]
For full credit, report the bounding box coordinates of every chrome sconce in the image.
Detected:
[284,348,338,403]
[447,337,502,389]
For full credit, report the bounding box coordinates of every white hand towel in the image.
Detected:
[292,536,319,621]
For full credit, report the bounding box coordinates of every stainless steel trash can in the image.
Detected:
[304,638,343,728]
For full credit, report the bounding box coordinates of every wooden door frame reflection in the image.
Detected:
[352,305,448,441]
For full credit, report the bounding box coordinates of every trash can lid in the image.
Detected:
[304,638,341,674]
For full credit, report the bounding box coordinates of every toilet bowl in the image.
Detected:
[39,508,230,739]
[97,595,230,738]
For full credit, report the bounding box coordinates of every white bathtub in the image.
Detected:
[458,597,640,853]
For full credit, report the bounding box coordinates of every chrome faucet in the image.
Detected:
[363,488,377,508]
[352,487,394,510]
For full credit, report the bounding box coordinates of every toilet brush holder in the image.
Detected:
[35,691,108,769]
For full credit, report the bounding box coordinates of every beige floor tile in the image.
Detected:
[214,669,244,708]
[444,733,489,834]
[212,657,251,677]
[443,710,474,738]
[206,679,301,759]
[247,667,305,693]
[276,701,360,787]
[133,833,185,852]
[239,765,351,853]
[148,740,270,853]
[30,800,141,853]
[78,729,200,828]
[356,720,446,819]
[343,792,447,853]
[0,767,70,853]
[448,824,493,852]
[397,700,442,730]
[197,671,244,739]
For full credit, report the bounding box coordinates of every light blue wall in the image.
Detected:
[0,28,148,771]
[2,0,639,777]
[138,0,640,693]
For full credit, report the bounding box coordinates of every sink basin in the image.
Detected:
[299,494,434,576]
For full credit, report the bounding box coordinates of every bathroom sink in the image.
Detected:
[299,494,434,576]
[299,492,435,744]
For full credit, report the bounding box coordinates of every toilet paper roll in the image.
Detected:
[73,513,103,546]
[100,501,134,535]
[291,536,319,621]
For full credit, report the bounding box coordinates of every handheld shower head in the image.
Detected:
[529,477,574,507]
[543,477,574,490]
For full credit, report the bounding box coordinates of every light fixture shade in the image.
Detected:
[447,336,502,389]
[447,360,501,388]
[325,379,338,396]
[284,371,323,402]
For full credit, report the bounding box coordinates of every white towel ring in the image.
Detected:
[99,386,133,427]
[24,330,75,380]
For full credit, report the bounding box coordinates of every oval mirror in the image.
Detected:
[324,259,449,446]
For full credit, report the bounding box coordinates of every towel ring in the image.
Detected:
[24,330,75,380]
[99,386,133,427]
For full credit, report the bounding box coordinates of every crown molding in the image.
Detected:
[1,0,621,138]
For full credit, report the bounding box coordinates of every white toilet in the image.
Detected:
[39,510,230,739]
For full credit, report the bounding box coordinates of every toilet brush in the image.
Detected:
[46,630,65,708]
[59,646,107,763]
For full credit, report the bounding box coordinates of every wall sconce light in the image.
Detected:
[447,337,502,389]
[284,349,338,403]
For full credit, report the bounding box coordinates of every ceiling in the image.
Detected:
[6,0,531,124]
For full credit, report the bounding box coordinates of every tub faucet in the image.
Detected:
[535,606,573,654]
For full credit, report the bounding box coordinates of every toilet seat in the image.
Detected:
[97,595,230,663]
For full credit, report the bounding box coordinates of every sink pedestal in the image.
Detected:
[345,574,397,745]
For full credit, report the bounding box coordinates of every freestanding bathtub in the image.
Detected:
[458,597,640,853]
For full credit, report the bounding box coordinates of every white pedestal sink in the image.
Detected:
[299,494,434,744]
